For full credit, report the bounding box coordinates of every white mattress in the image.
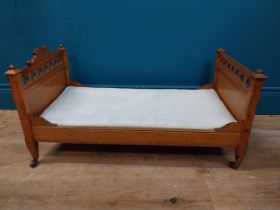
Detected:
[41,86,236,130]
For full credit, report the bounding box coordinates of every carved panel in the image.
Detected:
[218,56,252,89]
[20,47,64,88]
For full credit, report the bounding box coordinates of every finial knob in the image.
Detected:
[8,64,16,70]
[254,69,267,80]
[217,48,226,54]
[256,69,263,74]
[6,65,18,75]
[26,60,33,66]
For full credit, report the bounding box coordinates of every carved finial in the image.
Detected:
[8,64,16,70]
[256,69,263,74]
[217,48,226,54]
[33,49,38,56]
[33,46,48,58]
[255,69,268,80]
[59,44,65,49]
[26,60,33,66]
[5,65,19,76]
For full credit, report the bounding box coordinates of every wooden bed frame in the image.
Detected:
[5,45,267,168]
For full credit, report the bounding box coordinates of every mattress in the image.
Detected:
[41,86,236,130]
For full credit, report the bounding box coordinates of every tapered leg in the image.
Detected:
[24,138,39,168]
[30,159,39,168]
[229,132,250,169]
[228,146,246,169]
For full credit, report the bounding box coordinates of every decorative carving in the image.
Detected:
[43,64,48,73]
[38,68,43,78]
[239,74,245,82]
[218,56,252,89]
[256,69,263,74]
[30,71,35,82]
[235,69,240,77]
[20,45,65,88]
[22,75,29,86]
[217,48,226,54]
[245,78,251,88]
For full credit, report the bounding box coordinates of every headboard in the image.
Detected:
[5,45,71,116]
[214,49,267,128]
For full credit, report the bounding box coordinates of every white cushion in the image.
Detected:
[41,86,236,130]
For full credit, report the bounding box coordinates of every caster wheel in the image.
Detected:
[30,159,39,168]
[228,161,239,169]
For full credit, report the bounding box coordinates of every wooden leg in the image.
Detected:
[228,146,245,169]
[24,138,39,168]
[30,159,39,168]
[229,132,250,169]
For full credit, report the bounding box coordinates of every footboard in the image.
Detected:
[214,49,267,168]
[214,49,267,129]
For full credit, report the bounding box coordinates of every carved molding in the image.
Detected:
[218,56,253,89]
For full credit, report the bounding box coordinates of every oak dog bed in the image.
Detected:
[5,45,267,168]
